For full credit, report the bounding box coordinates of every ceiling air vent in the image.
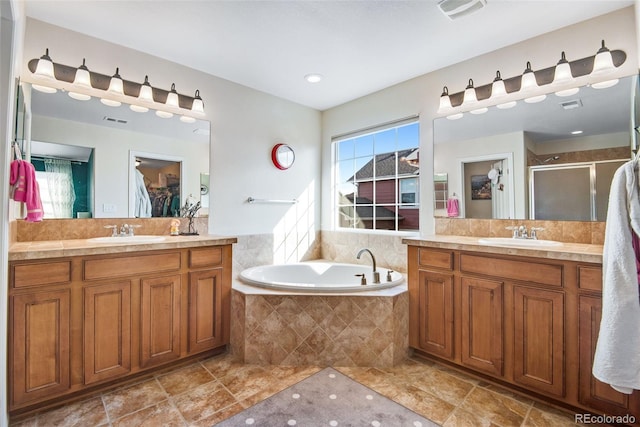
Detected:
[103,116,128,124]
[438,0,487,20]
[560,99,583,110]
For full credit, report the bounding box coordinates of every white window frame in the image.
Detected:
[331,116,420,233]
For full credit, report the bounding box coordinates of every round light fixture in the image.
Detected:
[304,73,323,83]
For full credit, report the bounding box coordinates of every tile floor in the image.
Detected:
[10,353,583,427]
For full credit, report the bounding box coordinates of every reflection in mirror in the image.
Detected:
[434,74,636,221]
[30,140,93,218]
[25,82,210,219]
[129,153,182,218]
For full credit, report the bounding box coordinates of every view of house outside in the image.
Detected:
[334,120,420,231]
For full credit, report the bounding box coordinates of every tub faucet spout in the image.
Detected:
[356,248,380,283]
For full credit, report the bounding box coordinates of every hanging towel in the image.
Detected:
[134,169,152,218]
[446,197,459,217]
[593,160,640,394]
[9,159,44,222]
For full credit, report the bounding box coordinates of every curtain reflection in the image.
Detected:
[42,158,76,218]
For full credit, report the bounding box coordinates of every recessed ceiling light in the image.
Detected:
[571,130,583,135]
[304,73,323,83]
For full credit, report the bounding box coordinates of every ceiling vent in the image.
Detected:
[438,0,487,20]
[560,99,583,110]
[103,116,128,124]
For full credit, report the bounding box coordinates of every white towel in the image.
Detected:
[593,160,640,393]
[134,169,152,218]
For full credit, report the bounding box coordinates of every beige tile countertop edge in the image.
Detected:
[9,235,238,261]
[403,235,603,264]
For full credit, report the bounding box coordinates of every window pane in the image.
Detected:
[336,139,354,161]
[397,122,419,150]
[333,120,419,232]
[374,128,396,154]
[354,134,374,158]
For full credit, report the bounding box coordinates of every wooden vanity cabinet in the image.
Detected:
[8,244,232,413]
[408,244,640,420]
[577,268,640,417]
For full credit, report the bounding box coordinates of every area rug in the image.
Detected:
[214,367,439,426]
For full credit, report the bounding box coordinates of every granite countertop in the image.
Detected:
[9,234,238,261]
[402,235,603,264]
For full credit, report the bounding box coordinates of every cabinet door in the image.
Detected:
[461,277,504,376]
[140,275,181,368]
[83,281,131,385]
[513,286,565,397]
[188,269,224,353]
[415,270,454,359]
[11,289,71,407]
[578,295,639,416]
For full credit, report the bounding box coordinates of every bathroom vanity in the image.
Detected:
[8,236,236,414]
[404,236,640,421]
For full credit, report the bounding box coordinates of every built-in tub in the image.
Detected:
[239,261,404,293]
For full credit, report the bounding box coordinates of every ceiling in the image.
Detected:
[23,0,634,111]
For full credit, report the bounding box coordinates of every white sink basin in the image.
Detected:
[88,235,167,244]
[477,237,563,247]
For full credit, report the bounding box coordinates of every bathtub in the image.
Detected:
[238,261,404,293]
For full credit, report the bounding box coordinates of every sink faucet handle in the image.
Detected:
[386,270,394,282]
[355,273,367,286]
[104,225,118,237]
[505,226,519,238]
[530,227,544,240]
[128,224,141,236]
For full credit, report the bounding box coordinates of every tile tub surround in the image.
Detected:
[231,283,409,367]
[435,218,605,245]
[12,216,209,242]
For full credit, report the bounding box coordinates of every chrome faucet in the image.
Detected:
[506,225,544,240]
[356,248,380,284]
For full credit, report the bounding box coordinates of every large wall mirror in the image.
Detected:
[23,82,210,219]
[433,74,637,222]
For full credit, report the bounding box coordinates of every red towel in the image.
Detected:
[10,159,44,222]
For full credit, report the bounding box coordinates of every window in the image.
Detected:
[333,119,420,231]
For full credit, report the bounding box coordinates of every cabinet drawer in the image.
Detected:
[84,252,181,280]
[418,248,453,271]
[578,266,602,292]
[12,261,72,288]
[189,247,223,269]
[460,254,563,287]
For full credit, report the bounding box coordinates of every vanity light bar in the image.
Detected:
[27,53,205,120]
[438,41,626,119]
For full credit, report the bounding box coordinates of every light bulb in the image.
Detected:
[438,86,453,112]
[592,40,615,75]
[491,71,507,99]
[166,83,179,108]
[107,67,124,96]
[138,76,154,103]
[553,52,573,85]
[191,90,204,114]
[521,61,546,103]
[462,79,478,106]
[34,48,55,79]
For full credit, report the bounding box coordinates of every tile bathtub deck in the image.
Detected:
[10,354,583,427]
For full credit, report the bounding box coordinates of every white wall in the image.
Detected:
[22,18,322,236]
[322,6,638,236]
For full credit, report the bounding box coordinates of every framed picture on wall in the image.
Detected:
[471,175,492,200]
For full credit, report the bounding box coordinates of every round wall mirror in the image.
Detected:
[272,143,295,170]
